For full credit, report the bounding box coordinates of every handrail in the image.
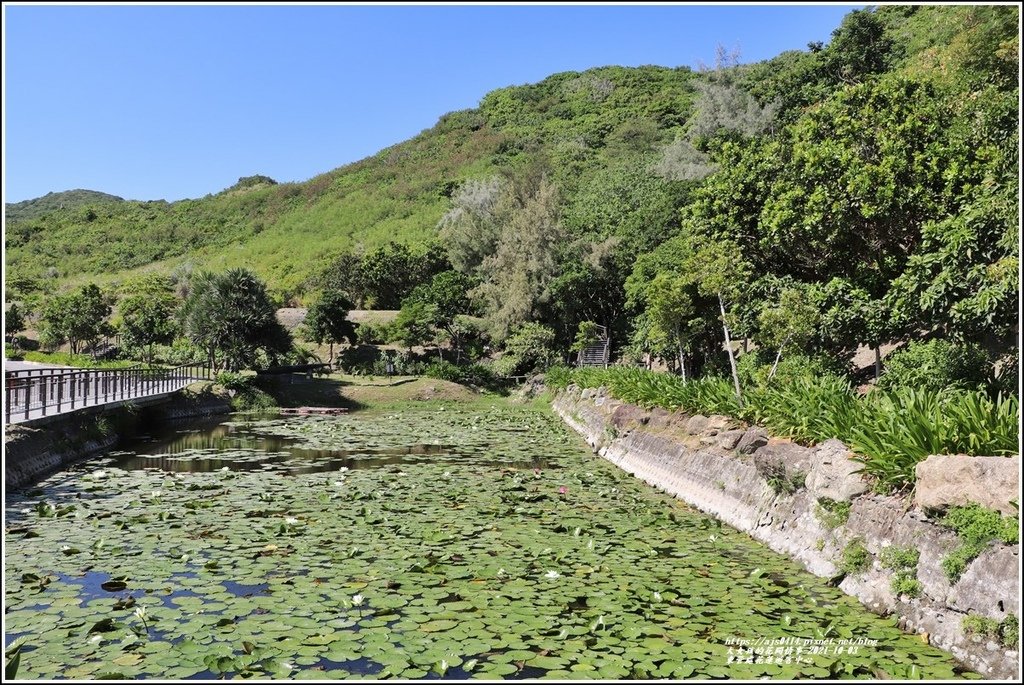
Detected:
[3,364,217,425]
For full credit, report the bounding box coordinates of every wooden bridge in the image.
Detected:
[3,364,216,426]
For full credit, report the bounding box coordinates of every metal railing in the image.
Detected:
[3,364,216,425]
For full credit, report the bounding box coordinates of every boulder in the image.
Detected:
[717,429,745,451]
[805,439,869,502]
[736,427,769,455]
[753,442,814,481]
[684,415,710,435]
[915,455,1020,515]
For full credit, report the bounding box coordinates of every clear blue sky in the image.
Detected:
[3,2,863,203]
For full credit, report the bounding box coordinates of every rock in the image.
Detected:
[915,455,1020,515]
[684,415,709,435]
[704,415,733,434]
[717,429,745,451]
[805,439,869,502]
[581,388,595,400]
[946,545,1019,620]
[753,443,814,483]
[736,427,769,455]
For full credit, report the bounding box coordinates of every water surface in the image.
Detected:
[4,403,975,680]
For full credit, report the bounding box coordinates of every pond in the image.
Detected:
[4,402,977,680]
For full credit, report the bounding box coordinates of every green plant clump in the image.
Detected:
[815,498,853,530]
[881,546,922,598]
[999,614,1018,648]
[940,503,1019,583]
[840,538,872,575]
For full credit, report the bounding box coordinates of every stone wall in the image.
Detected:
[4,384,231,490]
[552,384,1020,679]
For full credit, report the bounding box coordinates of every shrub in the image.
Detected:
[423,361,497,388]
[939,503,1019,583]
[878,339,991,394]
[962,614,1001,640]
[815,498,852,529]
[881,546,922,598]
[1001,615,1019,648]
[839,538,872,575]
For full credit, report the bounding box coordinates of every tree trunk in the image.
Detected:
[767,332,793,382]
[875,346,882,379]
[718,292,743,406]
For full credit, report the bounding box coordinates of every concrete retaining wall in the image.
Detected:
[553,385,1020,679]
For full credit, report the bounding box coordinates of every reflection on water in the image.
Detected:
[110,415,552,475]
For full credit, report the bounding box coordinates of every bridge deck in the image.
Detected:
[4,365,212,426]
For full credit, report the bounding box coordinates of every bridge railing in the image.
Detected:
[3,364,216,424]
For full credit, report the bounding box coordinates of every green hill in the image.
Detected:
[4,64,695,298]
[5,189,125,223]
[5,4,1018,314]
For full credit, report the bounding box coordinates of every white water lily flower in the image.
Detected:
[134,606,148,620]
[220,466,230,472]
[285,517,299,525]
[653,592,662,602]
[333,481,346,487]
[150,491,162,498]
[544,570,561,579]
[93,470,106,479]
[708,534,718,543]
[352,594,365,606]
[338,467,350,473]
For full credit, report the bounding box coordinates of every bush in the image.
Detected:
[423,361,498,388]
[356,320,394,345]
[815,498,852,529]
[839,538,872,575]
[940,503,1019,583]
[878,339,991,394]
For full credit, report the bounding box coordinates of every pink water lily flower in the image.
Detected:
[558,486,567,495]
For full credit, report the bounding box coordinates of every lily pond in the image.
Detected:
[5,403,976,680]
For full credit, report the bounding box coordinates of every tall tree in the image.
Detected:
[303,290,358,361]
[180,269,291,371]
[40,284,111,355]
[5,302,26,345]
[118,276,178,364]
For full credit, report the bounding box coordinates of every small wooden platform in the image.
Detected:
[278,406,349,415]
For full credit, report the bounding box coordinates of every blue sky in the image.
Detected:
[3,3,862,203]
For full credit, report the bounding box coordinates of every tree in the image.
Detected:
[180,268,291,371]
[680,233,751,404]
[494,322,556,377]
[470,175,566,340]
[119,276,178,364]
[437,177,504,273]
[757,286,820,381]
[645,274,698,380]
[303,290,357,361]
[40,284,111,355]
[391,300,434,352]
[5,302,26,345]
[402,270,476,362]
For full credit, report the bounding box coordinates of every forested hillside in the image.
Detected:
[6,5,1018,386]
